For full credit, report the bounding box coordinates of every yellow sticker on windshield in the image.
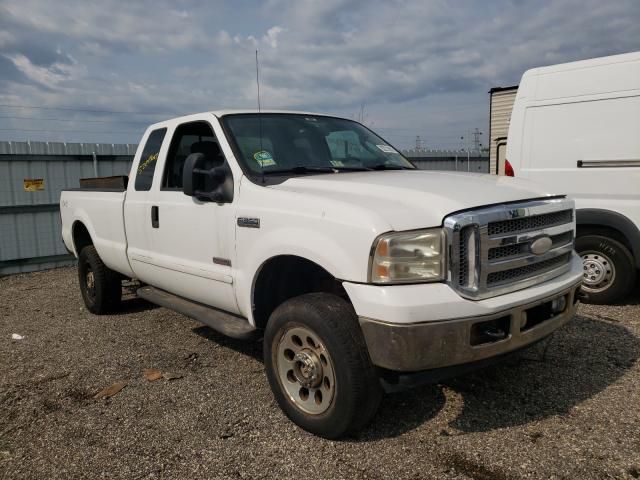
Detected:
[253,150,276,167]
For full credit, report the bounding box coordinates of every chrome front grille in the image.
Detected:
[445,198,576,300]
[487,231,573,261]
[487,209,573,236]
[486,252,571,286]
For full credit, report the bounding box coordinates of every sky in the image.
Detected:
[0,0,638,151]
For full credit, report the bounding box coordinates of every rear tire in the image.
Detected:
[78,245,122,314]
[576,234,636,304]
[264,293,382,439]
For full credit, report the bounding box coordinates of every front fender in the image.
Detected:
[234,225,372,324]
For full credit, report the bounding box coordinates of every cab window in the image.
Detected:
[162,121,226,189]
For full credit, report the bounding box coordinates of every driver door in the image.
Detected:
[143,119,239,314]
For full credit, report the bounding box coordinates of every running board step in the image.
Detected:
[137,286,258,340]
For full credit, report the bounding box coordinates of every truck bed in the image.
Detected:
[60,189,134,278]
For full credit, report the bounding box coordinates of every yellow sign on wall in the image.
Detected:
[23,179,45,192]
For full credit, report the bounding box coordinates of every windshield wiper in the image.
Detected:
[263,165,372,175]
[369,164,413,170]
[331,165,373,171]
[263,166,336,175]
[261,164,412,175]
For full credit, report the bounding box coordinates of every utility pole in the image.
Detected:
[415,135,423,151]
[472,128,483,153]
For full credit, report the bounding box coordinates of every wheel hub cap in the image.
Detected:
[293,350,322,388]
[275,326,336,415]
[581,252,615,293]
[584,259,605,284]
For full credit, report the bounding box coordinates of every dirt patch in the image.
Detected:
[1,267,639,479]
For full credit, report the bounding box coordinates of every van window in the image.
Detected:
[162,122,225,189]
[135,128,166,191]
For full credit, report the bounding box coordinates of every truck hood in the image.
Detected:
[269,170,559,231]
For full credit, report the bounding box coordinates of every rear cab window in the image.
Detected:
[135,128,167,191]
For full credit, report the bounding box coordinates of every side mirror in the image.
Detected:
[182,152,234,203]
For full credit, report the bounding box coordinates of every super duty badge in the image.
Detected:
[237,217,260,228]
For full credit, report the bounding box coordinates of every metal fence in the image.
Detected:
[403,150,490,173]
[1,143,490,276]
[0,141,136,276]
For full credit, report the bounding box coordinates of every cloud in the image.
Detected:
[0,31,14,48]
[249,0,640,110]
[79,42,110,57]
[0,0,213,53]
[0,0,638,147]
[262,26,284,48]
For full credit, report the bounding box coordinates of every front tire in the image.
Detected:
[576,234,636,304]
[264,293,382,439]
[78,245,122,314]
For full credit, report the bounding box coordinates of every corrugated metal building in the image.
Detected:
[489,86,518,175]
[0,141,136,275]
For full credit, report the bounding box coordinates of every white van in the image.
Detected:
[505,52,640,304]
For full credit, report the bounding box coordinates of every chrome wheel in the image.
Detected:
[275,326,335,415]
[581,252,615,293]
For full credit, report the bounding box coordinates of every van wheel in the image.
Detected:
[576,234,636,304]
[78,245,122,314]
[264,293,382,439]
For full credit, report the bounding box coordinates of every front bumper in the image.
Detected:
[358,280,581,372]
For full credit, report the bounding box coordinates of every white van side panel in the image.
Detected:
[520,94,640,228]
[507,52,640,253]
[523,95,640,171]
[535,55,640,101]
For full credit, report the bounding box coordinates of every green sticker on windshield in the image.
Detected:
[253,150,276,167]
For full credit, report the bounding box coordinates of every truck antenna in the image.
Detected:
[256,49,265,185]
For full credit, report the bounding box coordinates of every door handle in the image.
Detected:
[151,206,159,228]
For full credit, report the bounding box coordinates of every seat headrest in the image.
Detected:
[190,141,221,158]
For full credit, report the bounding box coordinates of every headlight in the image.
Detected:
[369,228,446,284]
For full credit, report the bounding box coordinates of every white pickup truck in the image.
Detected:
[61,111,583,438]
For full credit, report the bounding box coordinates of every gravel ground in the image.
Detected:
[1,267,639,480]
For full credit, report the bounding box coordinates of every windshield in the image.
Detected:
[221,113,415,176]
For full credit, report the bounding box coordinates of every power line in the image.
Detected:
[0,103,172,116]
[376,127,479,137]
[374,126,429,131]
[0,127,142,134]
[0,115,149,124]
[378,132,471,139]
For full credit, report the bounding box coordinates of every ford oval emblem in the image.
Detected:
[530,236,553,255]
